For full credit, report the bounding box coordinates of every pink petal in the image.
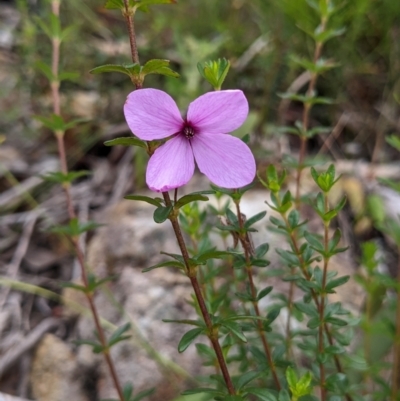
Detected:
[191,133,256,188]
[124,88,183,141]
[146,135,195,192]
[187,90,248,134]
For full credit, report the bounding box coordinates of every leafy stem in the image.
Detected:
[162,192,236,395]
[295,13,328,205]
[48,3,124,400]
[318,193,330,401]
[234,200,282,390]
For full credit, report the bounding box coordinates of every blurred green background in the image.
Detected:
[2,0,399,166]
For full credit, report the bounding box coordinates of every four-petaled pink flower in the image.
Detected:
[124,89,256,192]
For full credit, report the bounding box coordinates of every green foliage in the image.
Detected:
[197,58,231,90]
[104,137,147,149]
[50,218,102,237]
[90,59,179,85]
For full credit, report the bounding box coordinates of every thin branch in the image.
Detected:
[162,192,236,395]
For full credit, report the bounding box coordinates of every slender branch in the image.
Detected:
[318,194,330,401]
[49,3,124,400]
[391,245,400,400]
[234,201,282,390]
[278,208,353,401]
[123,0,141,86]
[295,20,327,205]
[162,192,236,395]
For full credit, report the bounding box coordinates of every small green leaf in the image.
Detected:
[222,321,247,342]
[244,211,267,229]
[141,59,179,78]
[198,58,231,90]
[132,388,155,401]
[104,0,124,9]
[153,205,172,223]
[285,367,298,390]
[386,134,400,151]
[124,194,162,207]
[41,170,90,184]
[109,322,131,347]
[178,328,204,353]
[175,194,209,209]
[104,137,147,149]
[90,63,140,77]
[50,218,101,237]
[325,276,350,292]
[142,260,185,273]
[246,388,277,401]
[257,286,273,301]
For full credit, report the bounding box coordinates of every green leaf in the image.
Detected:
[124,195,162,207]
[386,134,400,151]
[197,58,231,90]
[325,276,350,292]
[108,322,131,347]
[257,286,273,301]
[175,194,209,209]
[196,249,235,263]
[255,243,269,258]
[50,218,101,237]
[178,328,204,353]
[74,339,104,353]
[222,321,247,342]
[104,137,147,149]
[162,319,204,326]
[153,205,172,223]
[285,367,298,390]
[135,0,177,10]
[236,371,263,389]
[122,383,134,401]
[278,389,291,401]
[132,388,155,401]
[141,59,179,78]
[325,317,347,326]
[90,63,140,77]
[41,170,91,184]
[181,388,224,396]
[244,211,267,229]
[246,388,277,401]
[307,317,321,329]
[142,260,185,273]
[104,0,124,9]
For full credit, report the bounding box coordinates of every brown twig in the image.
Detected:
[234,201,282,390]
[49,2,124,400]
[295,17,328,205]
[0,214,38,308]
[0,318,60,377]
[162,192,236,395]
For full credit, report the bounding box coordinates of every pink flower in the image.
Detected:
[124,88,256,192]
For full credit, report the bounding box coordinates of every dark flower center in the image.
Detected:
[182,125,195,139]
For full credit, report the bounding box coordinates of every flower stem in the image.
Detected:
[162,192,236,395]
[123,0,140,66]
[234,201,282,390]
[50,3,124,400]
